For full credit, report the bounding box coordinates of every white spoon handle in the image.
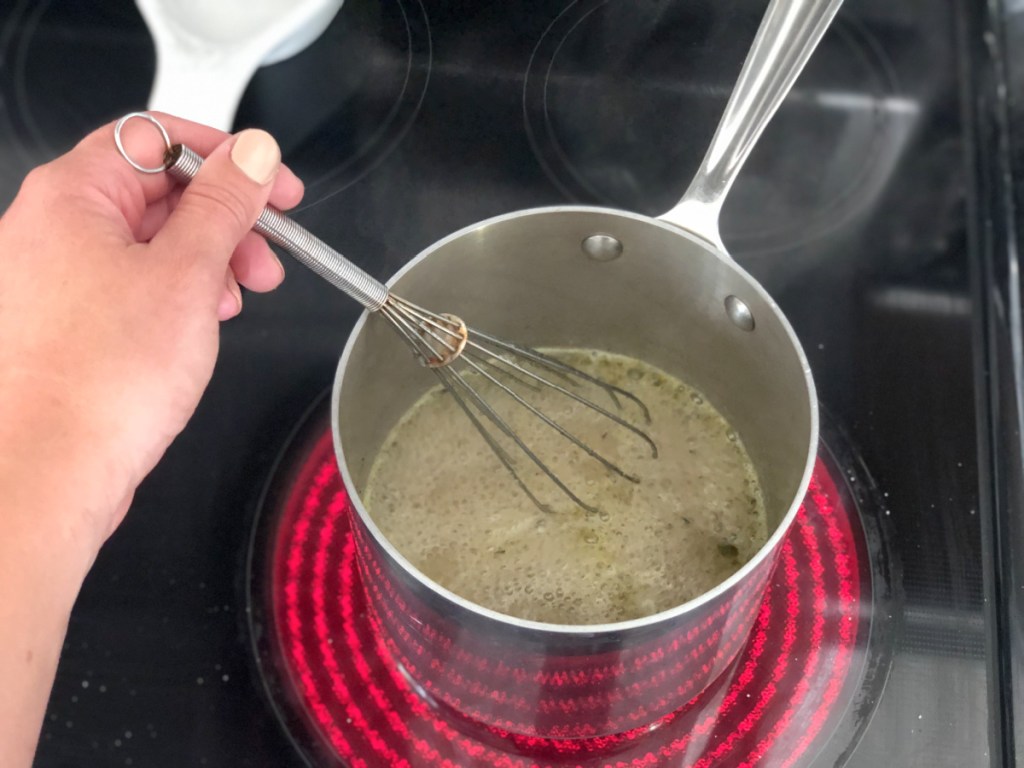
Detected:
[147,41,260,132]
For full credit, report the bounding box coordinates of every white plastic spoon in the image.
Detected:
[136,0,345,131]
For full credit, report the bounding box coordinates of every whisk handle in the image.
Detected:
[167,143,389,311]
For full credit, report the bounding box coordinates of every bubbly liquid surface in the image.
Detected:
[362,350,767,624]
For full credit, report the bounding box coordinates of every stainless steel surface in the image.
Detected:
[332,206,816,736]
[660,0,845,250]
[580,232,623,261]
[725,294,757,331]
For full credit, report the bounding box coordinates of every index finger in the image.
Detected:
[82,112,237,203]
[101,112,303,203]
[55,111,304,229]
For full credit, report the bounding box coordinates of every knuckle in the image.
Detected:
[12,162,74,220]
[184,179,255,233]
[19,163,55,198]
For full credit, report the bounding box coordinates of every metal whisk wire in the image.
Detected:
[113,112,658,514]
[379,294,658,513]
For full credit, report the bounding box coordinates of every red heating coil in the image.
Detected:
[271,429,862,767]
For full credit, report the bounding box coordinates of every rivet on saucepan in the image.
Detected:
[581,234,623,261]
[725,295,755,331]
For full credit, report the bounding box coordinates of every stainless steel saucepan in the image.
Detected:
[332,0,838,739]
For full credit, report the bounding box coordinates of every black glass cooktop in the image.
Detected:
[0,0,1013,765]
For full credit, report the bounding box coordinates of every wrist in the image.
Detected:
[0,373,126,564]
[0,444,105,768]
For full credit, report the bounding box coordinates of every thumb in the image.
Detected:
[150,129,280,289]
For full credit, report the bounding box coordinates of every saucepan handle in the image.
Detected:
[659,0,845,252]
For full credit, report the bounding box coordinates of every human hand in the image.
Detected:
[0,113,304,553]
[0,113,305,768]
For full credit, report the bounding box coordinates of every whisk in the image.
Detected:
[114,112,658,513]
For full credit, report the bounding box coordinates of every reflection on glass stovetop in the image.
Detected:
[0,0,989,765]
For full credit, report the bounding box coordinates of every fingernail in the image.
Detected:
[230,129,280,185]
[272,252,286,282]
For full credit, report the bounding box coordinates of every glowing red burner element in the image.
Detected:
[260,423,871,767]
